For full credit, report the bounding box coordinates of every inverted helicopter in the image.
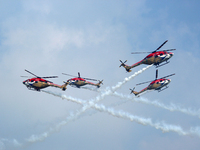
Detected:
[22,70,68,91]
[119,40,175,72]
[62,72,103,88]
[130,69,175,96]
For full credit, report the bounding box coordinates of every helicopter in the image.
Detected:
[62,72,103,88]
[22,69,68,91]
[119,40,175,72]
[130,69,175,96]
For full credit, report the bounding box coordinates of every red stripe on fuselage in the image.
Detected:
[130,59,144,67]
[68,78,86,81]
[145,51,170,58]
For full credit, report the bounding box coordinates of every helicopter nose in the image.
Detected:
[23,81,28,85]
[169,52,174,57]
[168,79,171,83]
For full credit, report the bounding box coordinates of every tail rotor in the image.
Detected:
[97,80,103,88]
[119,60,127,67]
[129,87,135,94]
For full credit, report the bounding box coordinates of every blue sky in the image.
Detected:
[0,0,200,150]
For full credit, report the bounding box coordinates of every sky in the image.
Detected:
[0,0,200,149]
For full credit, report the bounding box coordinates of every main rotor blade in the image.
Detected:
[137,73,175,86]
[156,40,168,51]
[63,72,99,81]
[156,69,158,79]
[62,73,77,78]
[163,49,176,52]
[24,70,58,79]
[20,76,33,78]
[131,52,151,54]
[131,49,176,54]
[136,80,153,86]
[160,73,175,79]
[80,72,99,81]
[25,69,38,77]
[42,76,58,78]
[83,77,98,81]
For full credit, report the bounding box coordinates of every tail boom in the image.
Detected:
[49,82,69,91]
[130,87,148,96]
[130,59,144,69]
[120,59,144,72]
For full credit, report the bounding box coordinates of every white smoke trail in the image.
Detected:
[26,107,87,143]
[113,92,200,118]
[0,143,4,150]
[70,85,100,92]
[25,95,129,144]
[24,65,152,144]
[0,66,152,147]
[0,138,22,149]
[111,65,152,91]
[44,91,200,138]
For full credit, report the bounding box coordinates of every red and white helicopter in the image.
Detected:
[62,72,103,89]
[130,69,175,96]
[22,70,68,91]
[120,40,175,72]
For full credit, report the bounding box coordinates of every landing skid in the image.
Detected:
[70,84,81,88]
[156,61,170,68]
[27,86,40,91]
[158,86,168,92]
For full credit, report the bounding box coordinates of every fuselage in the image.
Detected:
[133,78,171,96]
[23,78,65,91]
[147,78,171,90]
[67,77,97,88]
[122,51,174,72]
[23,78,51,90]
[67,78,87,87]
[142,51,174,65]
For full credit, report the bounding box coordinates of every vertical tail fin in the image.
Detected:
[61,81,69,91]
[96,80,103,88]
[130,87,139,96]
